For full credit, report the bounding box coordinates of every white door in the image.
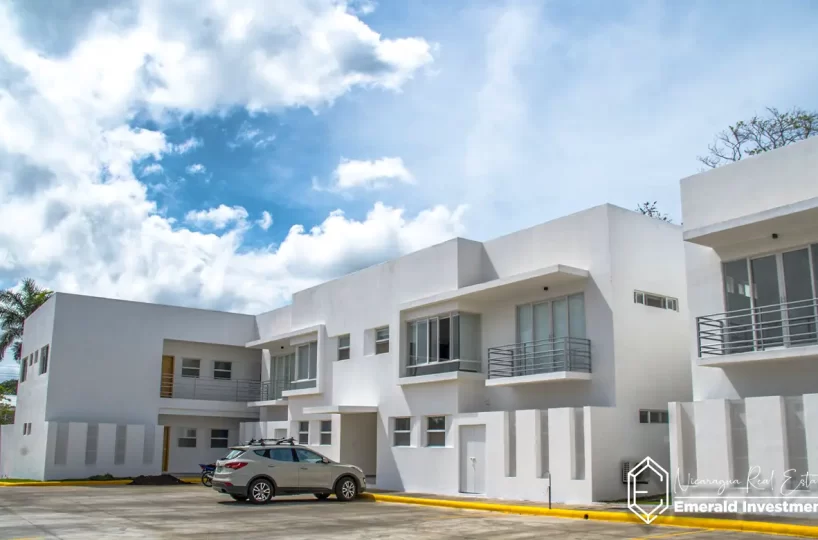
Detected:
[459,425,486,494]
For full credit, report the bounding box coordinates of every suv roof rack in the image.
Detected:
[244,436,297,447]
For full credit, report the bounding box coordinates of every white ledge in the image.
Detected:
[398,371,486,386]
[399,265,588,311]
[698,344,818,367]
[247,399,288,407]
[246,324,324,349]
[485,371,592,387]
[302,405,378,415]
[683,196,818,248]
[282,386,321,398]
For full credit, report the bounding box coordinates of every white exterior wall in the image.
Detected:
[250,204,690,503]
[672,138,818,512]
[3,203,692,498]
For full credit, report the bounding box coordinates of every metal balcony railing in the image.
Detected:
[697,297,818,357]
[258,379,295,401]
[487,337,592,379]
[405,357,482,377]
[160,374,261,402]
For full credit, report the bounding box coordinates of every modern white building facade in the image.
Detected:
[1,204,691,504]
[669,137,818,504]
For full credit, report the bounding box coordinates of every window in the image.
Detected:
[85,424,98,464]
[295,448,325,463]
[213,361,232,380]
[20,358,27,382]
[181,358,200,378]
[23,423,31,435]
[33,350,38,364]
[337,334,350,361]
[210,429,229,448]
[39,345,49,375]
[408,314,462,364]
[269,448,296,462]
[320,420,332,445]
[426,416,446,447]
[393,417,411,447]
[634,290,679,311]
[178,428,197,447]
[295,342,318,380]
[298,421,309,444]
[224,449,245,460]
[639,409,669,424]
[375,327,390,354]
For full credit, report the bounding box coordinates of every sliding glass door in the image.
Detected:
[516,293,585,374]
[723,245,818,352]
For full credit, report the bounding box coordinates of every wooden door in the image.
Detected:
[162,426,171,472]
[160,355,174,397]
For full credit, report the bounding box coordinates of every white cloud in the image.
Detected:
[141,163,164,176]
[0,0,450,317]
[333,157,414,189]
[171,138,203,154]
[185,163,206,175]
[229,122,276,150]
[185,205,249,230]
[257,211,273,230]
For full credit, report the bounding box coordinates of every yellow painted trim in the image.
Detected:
[362,494,818,538]
[0,479,133,487]
[0,477,201,487]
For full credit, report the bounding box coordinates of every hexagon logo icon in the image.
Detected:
[627,456,670,525]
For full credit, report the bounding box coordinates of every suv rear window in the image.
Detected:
[224,449,245,460]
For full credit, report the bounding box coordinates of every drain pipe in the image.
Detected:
[547,471,552,509]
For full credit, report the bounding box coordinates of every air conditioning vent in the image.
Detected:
[622,459,649,484]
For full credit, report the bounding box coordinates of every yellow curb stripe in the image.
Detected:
[0,478,201,487]
[362,494,818,538]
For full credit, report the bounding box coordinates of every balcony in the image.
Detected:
[486,337,592,386]
[697,298,818,366]
[160,374,261,402]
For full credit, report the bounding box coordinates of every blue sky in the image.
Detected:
[1,0,818,380]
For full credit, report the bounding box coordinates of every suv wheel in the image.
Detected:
[335,477,358,502]
[248,479,274,504]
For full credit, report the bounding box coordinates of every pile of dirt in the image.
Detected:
[128,474,186,486]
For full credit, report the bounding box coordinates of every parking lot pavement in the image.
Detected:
[0,485,796,540]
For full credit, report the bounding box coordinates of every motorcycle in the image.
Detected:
[199,463,215,487]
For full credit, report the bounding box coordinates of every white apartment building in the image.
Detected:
[0,204,691,504]
[669,137,818,503]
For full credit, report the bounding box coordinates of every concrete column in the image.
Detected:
[693,399,731,482]
[745,396,787,494]
[126,424,145,468]
[66,422,88,471]
[804,394,818,494]
[515,410,538,479]
[668,402,684,487]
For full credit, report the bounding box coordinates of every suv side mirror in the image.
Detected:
[322,457,330,464]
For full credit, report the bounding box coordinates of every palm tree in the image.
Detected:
[0,279,54,363]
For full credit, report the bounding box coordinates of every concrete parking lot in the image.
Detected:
[0,485,795,539]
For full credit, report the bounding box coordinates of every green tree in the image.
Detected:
[0,279,54,362]
[636,201,671,222]
[0,395,13,425]
[699,107,818,168]
[0,379,17,395]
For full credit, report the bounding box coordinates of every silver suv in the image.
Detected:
[211,438,366,504]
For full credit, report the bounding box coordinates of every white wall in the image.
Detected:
[607,206,692,410]
[680,136,818,232]
[2,296,58,479]
[158,414,242,473]
[43,294,258,425]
